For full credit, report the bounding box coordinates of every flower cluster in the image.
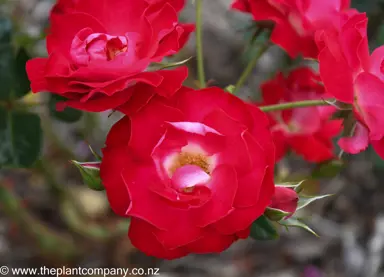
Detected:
[232,0,350,58]
[233,0,384,159]
[25,0,384,259]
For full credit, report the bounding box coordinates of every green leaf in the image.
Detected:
[279,217,318,237]
[0,46,31,101]
[13,48,31,98]
[0,107,42,168]
[0,17,12,44]
[49,94,83,123]
[264,207,291,221]
[0,44,15,101]
[250,215,279,240]
[297,194,332,210]
[312,160,344,179]
[0,19,31,101]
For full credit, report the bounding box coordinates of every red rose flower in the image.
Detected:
[260,67,342,162]
[26,0,194,112]
[316,11,369,103]
[269,186,298,216]
[231,0,350,58]
[50,0,78,21]
[100,87,275,259]
[317,11,384,158]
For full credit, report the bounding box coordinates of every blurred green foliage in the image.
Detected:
[49,94,83,123]
[0,17,42,168]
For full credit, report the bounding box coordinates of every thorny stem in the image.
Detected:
[195,0,206,88]
[260,99,334,112]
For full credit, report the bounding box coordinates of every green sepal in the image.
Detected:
[264,207,291,221]
[250,215,279,240]
[279,217,318,237]
[72,161,104,191]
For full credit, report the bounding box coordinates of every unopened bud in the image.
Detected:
[72,161,104,191]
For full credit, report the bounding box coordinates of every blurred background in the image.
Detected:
[2,0,384,276]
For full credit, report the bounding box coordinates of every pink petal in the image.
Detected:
[355,72,384,140]
[172,165,211,190]
[338,121,369,154]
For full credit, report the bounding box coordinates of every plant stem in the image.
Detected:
[260,99,333,112]
[234,42,270,93]
[195,0,206,88]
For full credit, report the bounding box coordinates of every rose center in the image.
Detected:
[105,37,128,60]
[169,152,211,176]
[71,31,128,65]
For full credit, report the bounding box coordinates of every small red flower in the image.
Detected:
[100,87,275,259]
[26,0,194,112]
[231,0,350,58]
[269,186,299,216]
[317,11,384,158]
[260,67,342,162]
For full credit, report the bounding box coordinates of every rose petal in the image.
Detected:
[288,135,335,162]
[193,165,238,227]
[186,230,236,254]
[100,146,131,216]
[355,72,384,140]
[128,217,187,259]
[172,165,211,190]
[214,167,274,235]
[338,121,369,154]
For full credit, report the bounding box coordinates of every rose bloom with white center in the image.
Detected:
[100,87,276,259]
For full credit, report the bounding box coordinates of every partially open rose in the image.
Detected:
[100,87,275,259]
[269,187,299,217]
[317,11,384,158]
[231,0,350,58]
[26,0,194,112]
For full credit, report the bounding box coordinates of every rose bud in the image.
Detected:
[269,186,299,216]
